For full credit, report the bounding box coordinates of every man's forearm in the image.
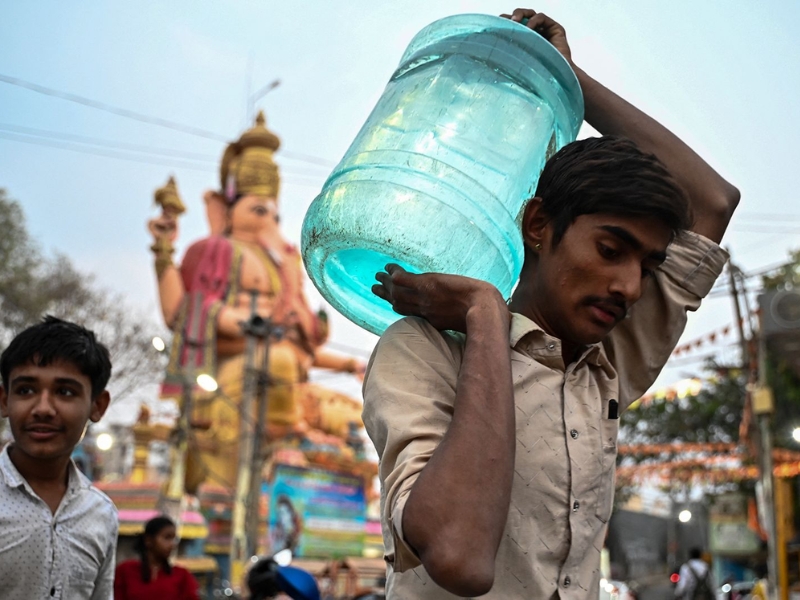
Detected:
[402,300,515,596]
[575,65,739,243]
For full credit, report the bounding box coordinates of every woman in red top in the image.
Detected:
[114,515,200,600]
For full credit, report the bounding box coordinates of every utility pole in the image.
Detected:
[246,311,275,558]
[229,290,274,586]
[754,328,779,600]
[730,258,778,599]
[728,260,749,365]
[158,296,206,534]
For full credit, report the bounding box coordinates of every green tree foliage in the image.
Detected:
[0,188,166,420]
[762,249,800,291]
[620,365,746,446]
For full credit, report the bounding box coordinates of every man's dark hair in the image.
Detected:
[533,136,692,247]
[0,316,112,399]
[689,547,703,560]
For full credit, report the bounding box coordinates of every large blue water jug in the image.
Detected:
[302,14,583,335]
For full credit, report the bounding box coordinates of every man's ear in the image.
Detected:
[0,386,8,418]
[89,390,111,423]
[521,197,549,250]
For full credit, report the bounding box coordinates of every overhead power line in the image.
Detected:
[736,212,800,222]
[0,73,229,142]
[0,132,325,188]
[0,73,337,168]
[0,122,218,162]
[0,131,213,171]
[731,225,800,234]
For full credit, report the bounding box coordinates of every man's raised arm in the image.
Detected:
[505,8,740,243]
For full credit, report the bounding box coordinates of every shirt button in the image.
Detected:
[547,343,556,351]
[563,576,571,587]
[570,429,579,439]
[573,501,580,512]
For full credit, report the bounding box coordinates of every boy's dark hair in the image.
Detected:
[0,316,112,399]
[533,135,692,247]
[689,547,703,560]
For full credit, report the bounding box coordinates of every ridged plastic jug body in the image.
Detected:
[302,14,584,335]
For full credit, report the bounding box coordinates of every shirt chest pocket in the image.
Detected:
[64,575,94,600]
[68,571,96,597]
[594,416,619,523]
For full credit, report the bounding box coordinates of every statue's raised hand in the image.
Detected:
[147,214,179,244]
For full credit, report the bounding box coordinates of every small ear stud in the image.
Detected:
[534,243,542,251]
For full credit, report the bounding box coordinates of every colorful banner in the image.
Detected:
[267,464,366,558]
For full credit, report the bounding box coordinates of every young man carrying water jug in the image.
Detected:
[363,8,739,600]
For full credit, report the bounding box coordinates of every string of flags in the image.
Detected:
[616,444,800,483]
[668,309,760,359]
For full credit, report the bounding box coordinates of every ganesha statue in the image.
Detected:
[147,112,364,493]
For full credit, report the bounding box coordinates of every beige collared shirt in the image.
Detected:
[363,230,727,599]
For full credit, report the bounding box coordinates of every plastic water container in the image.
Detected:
[302,14,583,335]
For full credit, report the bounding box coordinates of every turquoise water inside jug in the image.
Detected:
[302,14,584,335]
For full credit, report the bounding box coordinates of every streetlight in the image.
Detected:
[196,373,218,393]
[247,78,281,122]
[96,432,114,451]
[678,509,692,523]
[792,427,800,443]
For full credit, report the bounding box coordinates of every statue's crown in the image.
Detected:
[220,111,281,201]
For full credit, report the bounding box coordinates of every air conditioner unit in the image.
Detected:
[759,289,800,336]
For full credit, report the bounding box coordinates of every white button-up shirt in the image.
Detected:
[363,231,728,599]
[0,444,118,599]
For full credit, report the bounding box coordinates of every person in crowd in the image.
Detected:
[114,514,200,600]
[0,316,117,599]
[674,548,714,600]
[364,7,739,599]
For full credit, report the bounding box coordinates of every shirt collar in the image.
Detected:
[508,312,615,375]
[0,443,91,493]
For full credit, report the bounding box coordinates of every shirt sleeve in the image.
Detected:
[362,317,463,573]
[674,563,691,596]
[603,230,729,410]
[92,519,118,600]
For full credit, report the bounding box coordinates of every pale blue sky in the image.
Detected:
[1,1,799,421]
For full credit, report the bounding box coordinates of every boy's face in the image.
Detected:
[526,211,672,346]
[0,359,110,463]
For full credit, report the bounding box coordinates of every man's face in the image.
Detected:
[230,194,278,237]
[531,212,672,346]
[0,359,109,463]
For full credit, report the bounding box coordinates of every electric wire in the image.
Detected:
[0,73,337,167]
[0,131,326,187]
[0,122,218,162]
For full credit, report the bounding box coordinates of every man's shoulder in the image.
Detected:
[368,317,465,378]
[76,473,118,521]
[381,316,465,349]
[86,485,118,515]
